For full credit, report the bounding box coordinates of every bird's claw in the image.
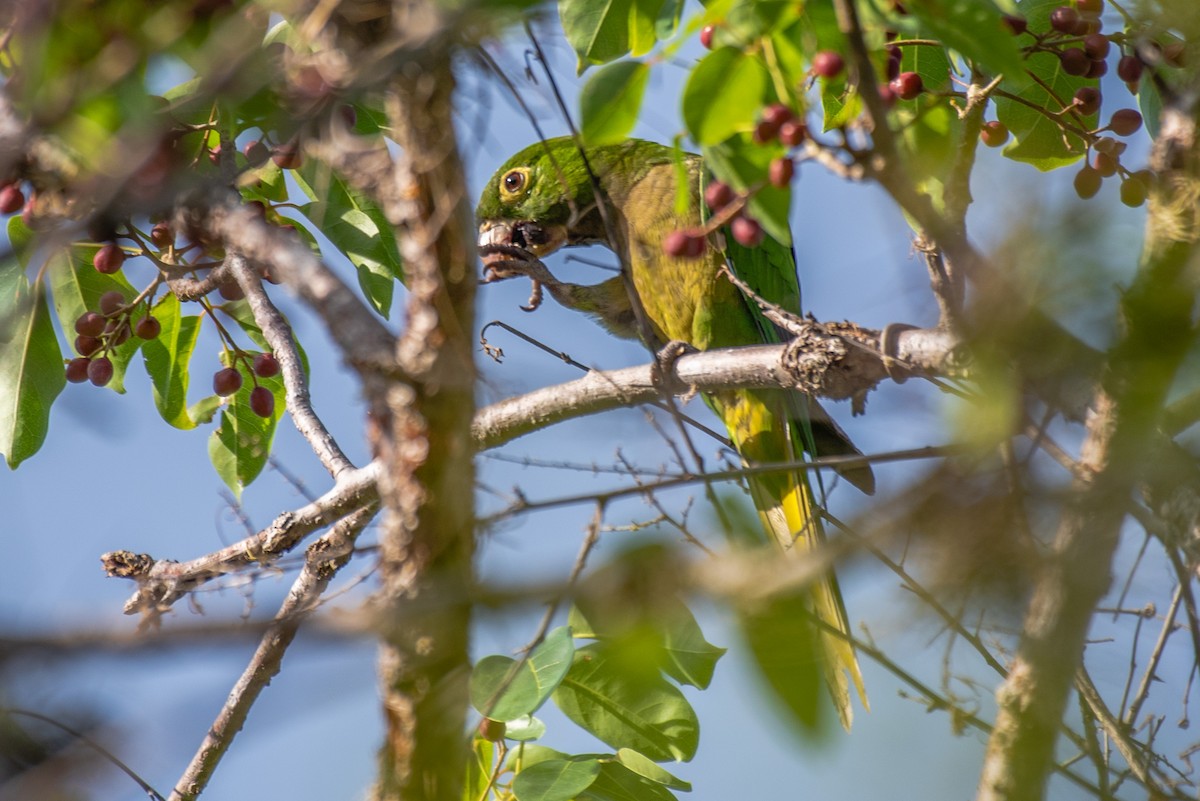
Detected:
[480,244,559,312]
[651,340,699,399]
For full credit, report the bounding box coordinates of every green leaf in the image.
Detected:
[46,243,143,393]
[552,643,700,762]
[207,360,285,497]
[0,258,65,468]
[188,394,222,425]
[504,745,570,774]
[505,714,548,742]
[654,0,684,40]
[906,0,1027,86]
[628,0,663,57]
[739,592,825,735]
[581,60,650,146]
[658,603,725,690]
[615,749,691,791]
[141,294,201,430]
[703,136,792,246]
[682,46,770,146]
[294,164,403,318]
[512,757,602,801]
[462,736,495,801]
[579,763,679,801]
[560,0,634,72]
[470,626,575,721]
[1139,75,1162,141]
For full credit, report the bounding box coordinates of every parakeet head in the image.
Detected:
[475,137,599,270]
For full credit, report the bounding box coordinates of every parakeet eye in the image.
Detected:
[501,169,527,196]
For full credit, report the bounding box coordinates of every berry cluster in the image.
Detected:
[65,289,160,387]
[213,352,279,418]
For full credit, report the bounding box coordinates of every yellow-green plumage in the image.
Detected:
[477,137,870,728]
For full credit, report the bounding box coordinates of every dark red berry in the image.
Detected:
[0,184,24,214]
[478,718,506,743]
[700,24,716,50]
[150,221,173,248]
[1074,166,1102,198]
[663,230,689,257]
[218,282,245,301]
[762,103,794,129]
[1080,17,1102,35]
[75,311,105,337]
[1074,86,1101,116]
[683,231,707,258]
[66,357,91,383]
[249,385,275,418]
[1050,6,1080,34]
[99,291,126,317]
[93,243,125,274]
[1086,58,1107,79]
[704,181,735,212]
[779,119,809,147]
[878,84,899,108]
[1002,15,1027,35]
[812,51,845,78]
[105,319,132,346]
[1119,176,1147,207]
[890,71,923,100]
[768,157,794,188]
[272,143,302,169]
[731,216,763,247]
[214,367,243,396]
[980,120,1010,147]
[1060,48,1089,76]
[207,144,222,166]
[1117,54,1144,82]
[886,45,902,81]
[75,335,102,357]
[88,356,114,387]
[1076,0,1103,13]
[243,139,269,165]
[1083,33,1110,60]
[135,316,161,340]
[1093,136,1121,154]
[253,352,281,378]
[1109,108,1143,136]
[1093,152,1118,177]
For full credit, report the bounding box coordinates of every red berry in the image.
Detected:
[779,119,809,147]
[699,25,715,50]
[214,367,243,396]
[0,184,24,214]
[1050,6,1080,33]
[1109,108,1143,136]
[150,221,173,248]
[1002,15,1027,35]
[731,216,763,247]
[663,230,689,257]
[66,357,91,383]
[75,311,105,337]
[1093,136,1122,155]
[1119,176,1147,207]
[243,139,269,165]
[683,231,707,259]
[752,119,780,144]
[207,144,222,165]
[272,143,302,169]
[811,51,845,78]
[135,316,161,340]
[1086,58,1107,79]
[768,157,794,188]
[1083,33,1110,60]
[478,718,506,743]
[878,84,899,108]
[1076,0,1102,13]
[105,319,132,346]
[885,45,902,80]
[93,243,125,274]
[890,71,923,100]
[88,356,114,387]
[1117,54,1144,83]
[75,335,102,357]
[979,120,1010,147]
[253,352,281,378]
[762,103,794,129]
[99,291,126,317]
[1074,166,1102,199]
[1092,152,1118,177]
[704,181,735,212]
[218,282,245,301]
[1073,86,1101,116]
[1060,48,1089,76]
[249,385,275,418]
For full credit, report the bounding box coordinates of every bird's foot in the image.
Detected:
[479,244,558,312]
[651,340,700,399]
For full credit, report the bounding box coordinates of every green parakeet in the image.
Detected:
[476,137,872,728]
